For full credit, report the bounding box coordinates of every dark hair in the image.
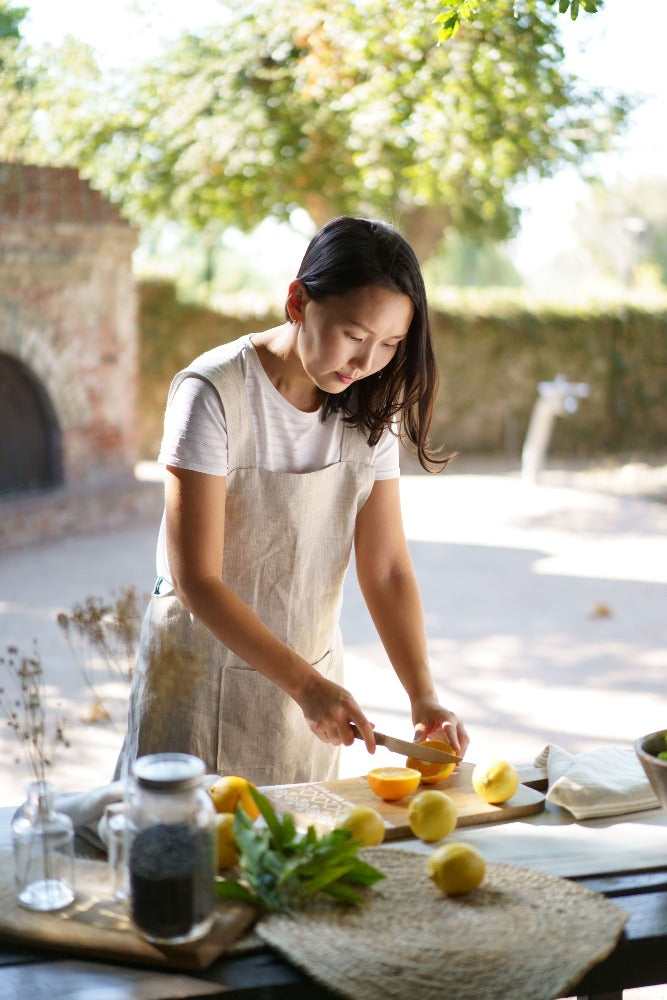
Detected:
[290,216,450,472]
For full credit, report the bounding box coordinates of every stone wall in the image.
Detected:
[0,163,139,486]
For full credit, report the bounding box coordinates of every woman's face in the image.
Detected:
[292,283,414,394]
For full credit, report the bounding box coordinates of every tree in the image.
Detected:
[0,3,104,167]
[4,0,628,260]
[0,2,34,152]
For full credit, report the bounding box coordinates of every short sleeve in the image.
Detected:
[373,425,400,480]
[157,375,228,476]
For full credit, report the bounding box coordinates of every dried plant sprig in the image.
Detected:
[0,641,70,785]
[57,587,145,712]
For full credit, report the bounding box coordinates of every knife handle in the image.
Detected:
[349,724,387,751]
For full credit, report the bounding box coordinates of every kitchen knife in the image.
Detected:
[350,725,462,764]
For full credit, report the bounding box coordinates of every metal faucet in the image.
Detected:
[521,374,590,483]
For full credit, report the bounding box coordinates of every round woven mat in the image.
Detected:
[256,847,627,1000]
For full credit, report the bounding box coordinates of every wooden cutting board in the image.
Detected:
[0,849,256,972]
[262,762,545,839]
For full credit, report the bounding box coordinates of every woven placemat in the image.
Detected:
[256,847,628,1000]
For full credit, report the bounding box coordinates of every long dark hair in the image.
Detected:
[291,216,450,472]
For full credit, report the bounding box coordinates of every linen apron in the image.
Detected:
[114,340,376,786]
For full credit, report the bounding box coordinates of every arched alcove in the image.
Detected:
[0,352,63,495]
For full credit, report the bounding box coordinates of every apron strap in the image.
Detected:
[340,419,381,466]
[168,338,256,470]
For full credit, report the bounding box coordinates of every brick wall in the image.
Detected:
[0,163,139,486]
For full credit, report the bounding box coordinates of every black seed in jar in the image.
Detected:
[129,822,215,940]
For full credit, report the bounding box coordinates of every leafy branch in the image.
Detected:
[216,787,385,914]
[435,0,600,42]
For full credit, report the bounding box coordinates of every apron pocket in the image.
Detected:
[218,654,339,786]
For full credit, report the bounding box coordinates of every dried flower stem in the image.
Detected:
[57,587,144,713]
[0,641,70,785]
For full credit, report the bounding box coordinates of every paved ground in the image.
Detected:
[1,461,666,804]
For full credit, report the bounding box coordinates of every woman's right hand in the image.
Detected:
[298,673,376,753]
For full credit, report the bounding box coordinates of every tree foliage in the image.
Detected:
[3,0,628,260]
[0,2,33,150]
[435,0,600,42]
[573,177,667,287]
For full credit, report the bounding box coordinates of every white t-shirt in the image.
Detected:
[157,335,400,478]
[155,336,399,580]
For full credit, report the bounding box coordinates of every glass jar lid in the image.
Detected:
[132,753,206,791]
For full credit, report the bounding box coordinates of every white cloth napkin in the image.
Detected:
[534,744,660,820]
[20,774,224,854]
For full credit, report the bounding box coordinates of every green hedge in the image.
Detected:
[138,280,667,463]
[429,302,667,459]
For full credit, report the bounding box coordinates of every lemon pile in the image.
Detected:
[208,774,260,872]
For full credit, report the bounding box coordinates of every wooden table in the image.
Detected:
[1,787,666,1000]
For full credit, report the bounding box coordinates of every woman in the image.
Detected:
[114,217,468,786]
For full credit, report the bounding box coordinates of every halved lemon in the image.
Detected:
[367,766,421,801]
[406,738,458,785]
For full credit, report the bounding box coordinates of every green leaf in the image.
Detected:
[218,789,385,914]
[322,881,364,904]
[247,785,286,845]
[216,878,258,905]
[570,0,580,19]
[559,0,569,12]
[302,862,357,895]
[343,857,386,887]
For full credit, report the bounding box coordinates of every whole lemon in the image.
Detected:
[214,812,239,870]
[408,789,457,842]
[209,775,261,820]
[428,842,486,895]
[472,759,519,804]
[336,805,386,847]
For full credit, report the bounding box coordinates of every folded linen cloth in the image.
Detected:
[534,744,660,820]
[16,774,223,855]
[56,783,126,852]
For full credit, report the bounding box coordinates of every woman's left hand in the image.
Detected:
[411,695,469,758]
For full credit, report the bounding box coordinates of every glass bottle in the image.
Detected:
[127,753,217,944]
[12,780,75,911]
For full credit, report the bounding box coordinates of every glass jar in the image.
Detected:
[12,780,75,911]
[127,753,217,944]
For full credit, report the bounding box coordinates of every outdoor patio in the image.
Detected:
[1,459,665,803]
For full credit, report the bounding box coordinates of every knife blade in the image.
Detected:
[350,725,462,764]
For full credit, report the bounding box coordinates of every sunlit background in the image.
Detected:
[1,1,665,848]
[16,0,667,302]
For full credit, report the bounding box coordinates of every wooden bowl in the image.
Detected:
[634,730,667,809]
